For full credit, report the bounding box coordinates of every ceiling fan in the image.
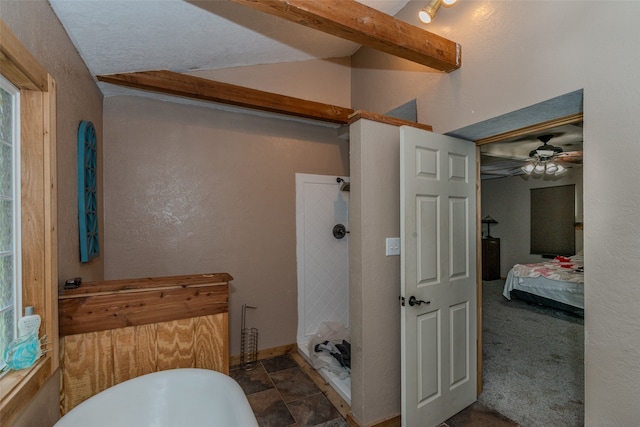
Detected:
[521,134,582,176]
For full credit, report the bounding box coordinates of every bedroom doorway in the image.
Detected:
[446,89,585,425]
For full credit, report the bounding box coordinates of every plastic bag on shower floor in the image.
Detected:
[308,321,350,378]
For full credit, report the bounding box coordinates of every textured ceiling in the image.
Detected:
[478,122,583,180]
[447,90,584,180]
[49,0,409,80]
[48,0,582,180]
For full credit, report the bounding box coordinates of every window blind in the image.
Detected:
[530,184,576,256]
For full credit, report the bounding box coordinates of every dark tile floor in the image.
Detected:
[231,354,518,427]
[230,354,347,427]
[440,402,519,427]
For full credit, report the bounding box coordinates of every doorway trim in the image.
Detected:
[444,90,584,393]
[475,113,583,147]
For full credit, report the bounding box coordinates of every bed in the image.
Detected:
[503,252,584,316]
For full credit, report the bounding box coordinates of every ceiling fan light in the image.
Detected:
[442,0,458,7]
[546,162,558,174]
[533,163,545,174]
[555,164,567,175]
[522,163,535,174]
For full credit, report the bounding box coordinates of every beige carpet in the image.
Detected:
[479,280,584,426]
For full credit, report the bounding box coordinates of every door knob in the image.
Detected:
[408,296,430,306]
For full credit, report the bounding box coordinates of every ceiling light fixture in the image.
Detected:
[521,134,568,177]
[419,0,458,24]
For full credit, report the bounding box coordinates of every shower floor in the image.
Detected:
[298,342,351,406]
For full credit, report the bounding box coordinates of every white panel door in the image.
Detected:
[400,126,477,427]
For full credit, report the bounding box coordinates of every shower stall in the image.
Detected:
[295,173,351,404]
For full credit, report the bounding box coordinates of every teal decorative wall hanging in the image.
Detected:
[78,120,99,262]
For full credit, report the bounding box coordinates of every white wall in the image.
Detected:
[353,1,640,424]
[349,119,402,425]
[482,168,583,276]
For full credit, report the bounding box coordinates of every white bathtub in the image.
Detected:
[55,368,259,427]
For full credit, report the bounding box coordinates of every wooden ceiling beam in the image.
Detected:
[98,70,435,130]
[97,70,354,124]
[228,0,461,72]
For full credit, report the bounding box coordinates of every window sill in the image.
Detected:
[0,355,53,426]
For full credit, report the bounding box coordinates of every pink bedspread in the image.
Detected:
[512,255,584,284]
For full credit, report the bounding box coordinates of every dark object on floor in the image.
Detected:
[443,402,518,427]
[334,340,350,369]
[314,340,351,369]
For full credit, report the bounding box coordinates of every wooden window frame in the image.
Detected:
[0,20,58,425]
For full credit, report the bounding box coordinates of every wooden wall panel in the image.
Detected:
[136,323,158,377]
[59,274,230,336]
[195,313,228,373]
[156,318,195,370]
[59,284,228,336]
[59,274,230,415]
[60,331,114,414]
[60,313,228,414]
[112,326,138,384]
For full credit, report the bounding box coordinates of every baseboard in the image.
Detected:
[346,413,401,427]
[229,343,297,367]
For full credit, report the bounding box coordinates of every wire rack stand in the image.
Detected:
[240,304,258,370]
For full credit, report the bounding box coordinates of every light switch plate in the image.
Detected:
[386,237,400,256]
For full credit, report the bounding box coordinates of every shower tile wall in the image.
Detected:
[296,174,349,346]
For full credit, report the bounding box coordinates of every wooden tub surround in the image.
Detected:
[58,273,231,415]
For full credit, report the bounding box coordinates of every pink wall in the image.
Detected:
[103,96,349,356]
[190,57,351,107]
[2,1,105,286]
[2,1,104,425]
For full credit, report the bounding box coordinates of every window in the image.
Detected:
[0,20,57,425]
[530,185,576,256]
[0,76,21,371]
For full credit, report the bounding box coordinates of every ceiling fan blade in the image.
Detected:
[556,151,583,164]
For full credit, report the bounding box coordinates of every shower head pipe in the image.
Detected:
[336,177,350,192]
